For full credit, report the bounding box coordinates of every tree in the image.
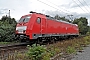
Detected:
[73,17,88,35]
[73,17,88,25]
[0,15,17,42]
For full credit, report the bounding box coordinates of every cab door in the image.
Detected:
[40,18,46,34]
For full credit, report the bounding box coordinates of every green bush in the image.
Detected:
[0,23,15,42]
[27,44,46,60]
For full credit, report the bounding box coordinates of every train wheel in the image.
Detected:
[37,38,43,45]
[50,37,55,43]
[36,38,40,44]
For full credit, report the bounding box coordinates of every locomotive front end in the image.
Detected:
[15,15,31,41]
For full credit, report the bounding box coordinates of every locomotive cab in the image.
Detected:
[16,16,30,33]
[15,15,32,40]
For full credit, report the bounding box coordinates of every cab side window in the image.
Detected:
[37,17,41,23]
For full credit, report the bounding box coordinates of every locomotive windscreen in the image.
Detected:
[18,16,31,23]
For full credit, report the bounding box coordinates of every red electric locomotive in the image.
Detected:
[15,11,79,42]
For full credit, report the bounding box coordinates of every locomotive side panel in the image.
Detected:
[47,20,62,34]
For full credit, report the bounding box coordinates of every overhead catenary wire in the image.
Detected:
[37,0,74,21]
[72,0,86,13]
[82,0,90,9]
[72,0,90,25]
[37,0,90,23]
[45,0,74,21]
[77,0,90,13]
[45,0,71,14]
[37,0,69,15]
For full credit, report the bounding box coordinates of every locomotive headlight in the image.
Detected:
[16,26,27,33]
[16,26,27,30]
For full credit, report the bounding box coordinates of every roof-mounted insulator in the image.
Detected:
[30,11,36,13]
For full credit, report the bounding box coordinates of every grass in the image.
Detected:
[0,41,20,46]
[0,42,11,45]
[66,46,76,54]
[46,35,90,59]
[1,51,29,60]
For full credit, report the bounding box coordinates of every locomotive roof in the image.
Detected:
[45,15,78,26]
[30,11,78,26]
[45,15,77,26]
[56,20,77,26]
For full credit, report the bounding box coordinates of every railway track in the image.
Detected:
[0,43,29,60]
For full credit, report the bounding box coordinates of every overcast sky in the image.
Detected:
[0,0,90,25]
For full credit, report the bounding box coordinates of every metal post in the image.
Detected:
[9,10,10,18]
